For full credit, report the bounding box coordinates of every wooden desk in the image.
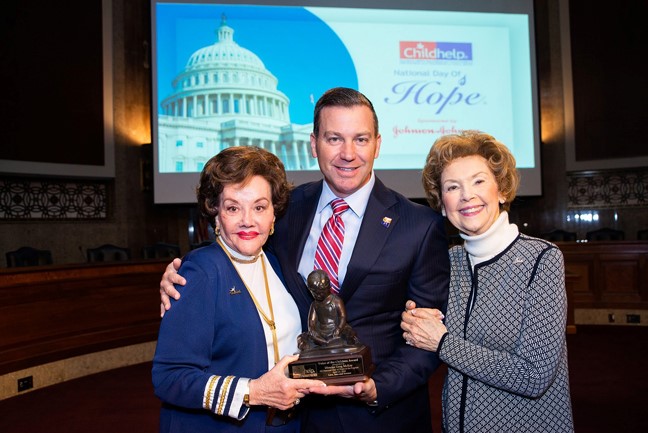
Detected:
[557,241,648,310]
[0,260,167,375]
[565,271,578,334]
[3,242,645,374]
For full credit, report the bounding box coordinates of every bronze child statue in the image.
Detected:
[297,270,360,353]
[289,270,373,384]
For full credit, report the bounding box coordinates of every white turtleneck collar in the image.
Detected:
[460,211,519,267]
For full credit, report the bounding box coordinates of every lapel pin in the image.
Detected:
[381,217,392,228]
[229,287,241,295]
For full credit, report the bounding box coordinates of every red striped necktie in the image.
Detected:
[313,198,350,293]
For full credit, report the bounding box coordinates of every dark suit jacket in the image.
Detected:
[268,178,450,433]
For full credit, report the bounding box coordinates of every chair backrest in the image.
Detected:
[540,229,578,242]
[86,244,131,262]
[142,242,181,259]
[6,246,53,267]
[586,227,625,241]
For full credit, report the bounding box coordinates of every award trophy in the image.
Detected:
[288,270,374,385]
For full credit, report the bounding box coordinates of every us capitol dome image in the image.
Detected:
[157,14,315,173]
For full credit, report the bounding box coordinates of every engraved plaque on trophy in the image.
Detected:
[288,270,374,385]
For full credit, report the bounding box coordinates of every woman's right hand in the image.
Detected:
[249,355,327,410]
[159,258,185,317]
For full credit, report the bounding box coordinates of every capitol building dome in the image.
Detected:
[157,15,314,173]
[185,15,266,72]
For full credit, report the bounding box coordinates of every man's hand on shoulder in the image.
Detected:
[159,258,185,317]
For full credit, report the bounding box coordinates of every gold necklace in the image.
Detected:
[216,237,261,264]
[218,240,279,365]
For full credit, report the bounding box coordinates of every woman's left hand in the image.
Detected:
[400,300,447,352]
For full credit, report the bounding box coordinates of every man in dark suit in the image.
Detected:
[160,87,449,432]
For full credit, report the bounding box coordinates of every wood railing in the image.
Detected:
[0,260,167,375]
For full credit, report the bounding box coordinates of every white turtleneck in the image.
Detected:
[460,211,519,268]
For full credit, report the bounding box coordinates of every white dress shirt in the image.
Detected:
[297,173,375,288]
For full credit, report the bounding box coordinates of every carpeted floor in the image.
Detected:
[1,325,646,433]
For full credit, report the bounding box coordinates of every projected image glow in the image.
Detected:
[151,0,540,203]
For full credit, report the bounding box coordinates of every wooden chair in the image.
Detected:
[86,244,131,262]
[6,246,53,267]
[585,227,625,241]
[540,229,577,242]
[142,242,181,259]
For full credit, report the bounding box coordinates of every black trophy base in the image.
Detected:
[288,345,374,385]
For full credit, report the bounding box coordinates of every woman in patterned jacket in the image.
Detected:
[401,130,574,432]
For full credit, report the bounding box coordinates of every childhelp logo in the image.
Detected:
[400,42,473,61]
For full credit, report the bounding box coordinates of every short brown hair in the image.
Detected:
[422,130,520,212]
[197,146,292,227]
[313,87,379,137]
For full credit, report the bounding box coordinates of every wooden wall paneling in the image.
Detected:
[565,271,577,333]
[559,241,648,310]
[561,250,596,305]
[0,260,166,375]
[598,253,643,304]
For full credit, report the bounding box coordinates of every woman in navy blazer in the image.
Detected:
[152,147,325,433]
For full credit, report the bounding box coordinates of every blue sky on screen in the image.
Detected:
[156,3,358,125]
